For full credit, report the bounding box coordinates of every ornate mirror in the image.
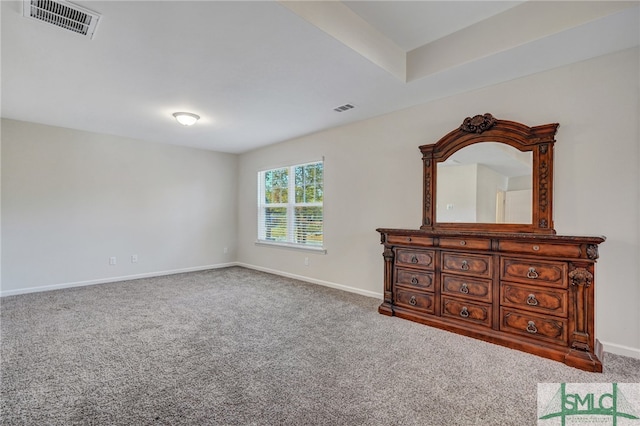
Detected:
[420,114,558,234]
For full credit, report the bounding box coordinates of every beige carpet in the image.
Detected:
[1,266,639,425]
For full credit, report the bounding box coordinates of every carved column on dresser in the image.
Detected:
[565,257,602,371]
[378,233,394,316]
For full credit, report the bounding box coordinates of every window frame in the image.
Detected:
[256,159,326,253]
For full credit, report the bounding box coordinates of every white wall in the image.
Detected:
[437,164,478,222]
[508,175,532,192]
[1,119,238,294]
[237,47,640,358]
[476,164,506,223]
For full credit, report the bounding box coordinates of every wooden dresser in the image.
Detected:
[377,114,605,372]
[377,229,604,372]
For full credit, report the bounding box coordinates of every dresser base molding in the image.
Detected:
[377,229,605,372]
[564,345,604,372]
[378,302,394,316]
[384,304,603,372]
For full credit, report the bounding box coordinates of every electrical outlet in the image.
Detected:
[304,257,309,266]
[109,256,116,265]
[223,247,228,254]
[131,255,138,263]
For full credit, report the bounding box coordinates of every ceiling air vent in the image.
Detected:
[333,104,355,113]
[23,0,101,39]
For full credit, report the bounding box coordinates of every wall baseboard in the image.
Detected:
[1,262,382,299]
[600,340,640,360]
[237,262,383,299]
[0,263,238,297]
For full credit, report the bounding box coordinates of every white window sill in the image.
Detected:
[255,240,327,254]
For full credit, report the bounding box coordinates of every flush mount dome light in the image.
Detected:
[172,112,200,126]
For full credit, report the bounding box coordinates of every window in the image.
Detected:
[258,160,323,250]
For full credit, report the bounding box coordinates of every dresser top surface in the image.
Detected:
[376,228,605,244]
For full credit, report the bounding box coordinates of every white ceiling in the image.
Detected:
[343,1,522,50]
[2,1,638,153]
[441,142,532,178]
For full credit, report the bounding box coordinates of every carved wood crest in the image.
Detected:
[460,113,497,133]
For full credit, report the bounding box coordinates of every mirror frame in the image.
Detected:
[419,114,558,234]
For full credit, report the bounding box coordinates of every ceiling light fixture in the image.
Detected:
[172,112,200,126]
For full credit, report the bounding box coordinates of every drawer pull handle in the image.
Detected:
[532,245,540,251]
[526,321,538,334]
[459,240,466,246]
[409,296,417,306]
[411,276,419,285]
[527,267,539,279]
[460,283,469,294]
[411,255,419,264]
[461,260,470,271]
[526,294,539,306]
[407,237,412,242]
[460,307,469,318]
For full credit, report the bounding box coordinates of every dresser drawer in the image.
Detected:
[439,237,491,251]
[442,252,492,278]
[498,240,581,258]
[395,288,435,314]
[396,249,435,270]
[500,283,567,317]
[501,308,567,346]
[500,257,567,288]
[387,234,434,247]
[441,274,492,303]
[395,268,435,292]
[441,296,492,328]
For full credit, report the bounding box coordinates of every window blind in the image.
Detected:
[258,160,323,248]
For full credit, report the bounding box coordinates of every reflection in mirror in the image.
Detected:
[436,142,532,224]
